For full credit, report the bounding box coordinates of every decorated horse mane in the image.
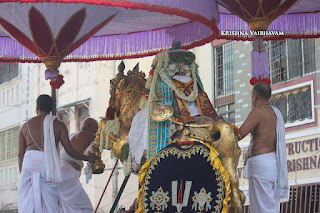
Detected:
[109,62,146,118]
[101,61,146,163]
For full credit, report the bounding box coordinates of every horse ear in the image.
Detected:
[133,63,139,72]
[118,61,125,73]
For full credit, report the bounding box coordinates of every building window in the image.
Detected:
[8,168,12,185]
[11,87,14,104]
[16,85,19,102]
[214,42,234,97]
[58,111,70,133]
[0,126,19,161]
[269,39,316,84]
[13,166,17,183]
[213,42,235,123]
[2,91,4,106]
[271,88,312,123]
[7,89,9,105]
[76,102,89,131]
[217,103,235,123]
[0,63,19,85]
[0,166,18,188]
[0,132,5,160]
[270,82,314,127]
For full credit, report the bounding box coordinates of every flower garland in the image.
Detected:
[45,69,65,89]
[99,118,121,152]
[250,77,271,85]
[122,138,132,176]
[50,74,65,89]
[151,51,199,103]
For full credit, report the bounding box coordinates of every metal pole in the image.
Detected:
[52,87,56,115]
[95,159,119,213]
[109,174,131,213]
[112,158,119,210]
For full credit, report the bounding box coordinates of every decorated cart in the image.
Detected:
[0,0,319,212]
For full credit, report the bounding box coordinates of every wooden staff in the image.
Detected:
[52,87,57,115]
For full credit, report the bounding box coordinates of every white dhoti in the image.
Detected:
[18,150,59,213]
[244,106,289,213]
[244,152,280,213]
[59,160,93,213]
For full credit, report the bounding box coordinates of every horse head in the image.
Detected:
[109,61,125,116]
[107,62,146,160]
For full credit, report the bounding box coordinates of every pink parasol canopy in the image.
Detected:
[0,0,220,63]
[216,0,320,40]
[214,0,320,85]
[0,0,221,115]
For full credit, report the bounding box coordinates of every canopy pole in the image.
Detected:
[52,87,57,115]
[95,159,119,213]
[109,174,131,213]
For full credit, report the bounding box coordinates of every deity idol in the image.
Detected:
[129,42,221,163]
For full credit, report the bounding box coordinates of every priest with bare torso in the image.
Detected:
[18,95,97,213]
[59,117,98,213]
[238,82,289,213]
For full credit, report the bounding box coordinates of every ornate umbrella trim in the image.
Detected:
[0,0,219,62]
[217,0,298,22]
[217,12,320,41]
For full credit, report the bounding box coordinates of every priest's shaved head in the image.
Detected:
[81,117,98,134]
[253,82,272,100]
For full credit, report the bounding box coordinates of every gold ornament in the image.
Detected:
[42,56,63,71]
[177,124,184,131]
[182,129,190,136]
[151,105,174,122]
[248,17,272,31]
[91,143,105,174]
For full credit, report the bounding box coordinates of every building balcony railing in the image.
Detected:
[243,182,320,213]
[270,81,314,128]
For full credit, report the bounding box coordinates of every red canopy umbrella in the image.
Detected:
[0,0,220,114]
[216,0,320,85]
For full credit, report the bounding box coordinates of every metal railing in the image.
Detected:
[243,183,320,213]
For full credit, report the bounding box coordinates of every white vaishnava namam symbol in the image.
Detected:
[172,180,192,213]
